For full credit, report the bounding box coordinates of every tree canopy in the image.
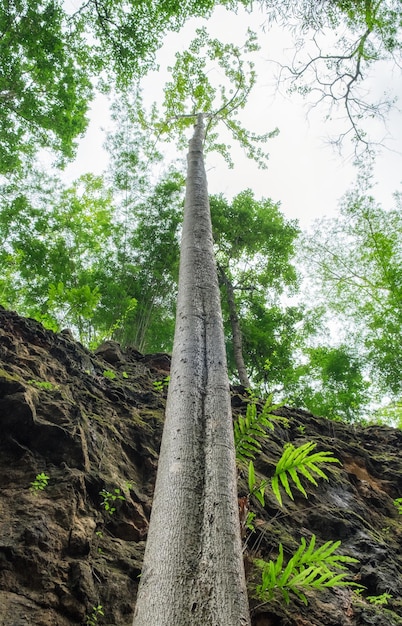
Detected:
[302,177,402,400]
[0,0,91,172]
[1,0,401,171]
[0,0,401,424]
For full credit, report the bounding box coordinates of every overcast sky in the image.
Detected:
[63,5,402,228]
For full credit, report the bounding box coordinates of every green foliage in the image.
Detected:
[104,101,183,349]
[372,400,402,428]
[245,511,257,532]
[210,191,300,389]
[286,345,370,422]
[234,395,288,463]
[211,191,299,292]
[247,460,270,507]
[70,0,239,84]
[30,472,49,493]
[102,370,116,381]
[85,604,104,626]
[2,0,400,174]
[153,376,170,392]
[0,0,91,173]
[235,400,272,462]
[234,399,340,513]
[1,0,247,173]
[254,534,362,605]
[27,379,56,391]
[271,442,340,507]
[234,393,359,608]
[157,28,277,167]
[366,592,393,606]
[0,155,180,351]
[393,498,402,515]
[303,180,402,402]
[0,169,119,341]
[99,488,126,516]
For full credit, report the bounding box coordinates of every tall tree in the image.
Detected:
[133,114,251,626]
[133,30,273,625]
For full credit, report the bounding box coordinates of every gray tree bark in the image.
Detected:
[132,114,251,626]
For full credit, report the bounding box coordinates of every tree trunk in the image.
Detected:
[132,114,251,626]
[218,264,251,389]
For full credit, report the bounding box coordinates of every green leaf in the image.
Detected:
[272,442,340,506]
[248,460,256,493]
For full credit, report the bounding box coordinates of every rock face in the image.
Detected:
[0,305,401,626]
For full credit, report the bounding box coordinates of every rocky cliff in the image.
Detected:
[0,306,401,626]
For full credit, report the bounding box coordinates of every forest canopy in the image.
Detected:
[0,0,401,423]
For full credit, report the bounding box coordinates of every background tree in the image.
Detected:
[300,175,402,407]
[111,173,182,351]
[210,190,300,388]
[285,344,370,422]
[104,94,182,351]
[0,160,183,348]
[0,170,120,341]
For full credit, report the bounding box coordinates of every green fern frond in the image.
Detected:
[254,535,362,605]
[234,400,273,463]
[248,460,269,506]
[271,442,340,506]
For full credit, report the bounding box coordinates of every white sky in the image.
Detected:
[63,5,402,228]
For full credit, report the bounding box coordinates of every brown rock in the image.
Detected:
[1,306,402,626]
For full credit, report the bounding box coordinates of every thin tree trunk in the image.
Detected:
[218,264,251,388]
[132,114,251,626]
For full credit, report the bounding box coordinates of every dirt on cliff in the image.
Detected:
[0,305,401,626]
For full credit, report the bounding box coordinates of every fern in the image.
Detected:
[271,441,340,506]
[248,460,269,506]
[254,535,362,605]
[234,394,285,463]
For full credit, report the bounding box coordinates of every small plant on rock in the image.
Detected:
[366,592,392,606]
[234,394,360,607]
[153,376,170,392]
[393,497,402,514]
[85,604,104,625]
[28,379,56,391]
[271,441,341,507]
[99,488,126,515]
[254,535,363,605]
[30,472,50,493]
[102,369,116,380]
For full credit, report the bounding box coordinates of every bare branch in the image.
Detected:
[266,1,401,156]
